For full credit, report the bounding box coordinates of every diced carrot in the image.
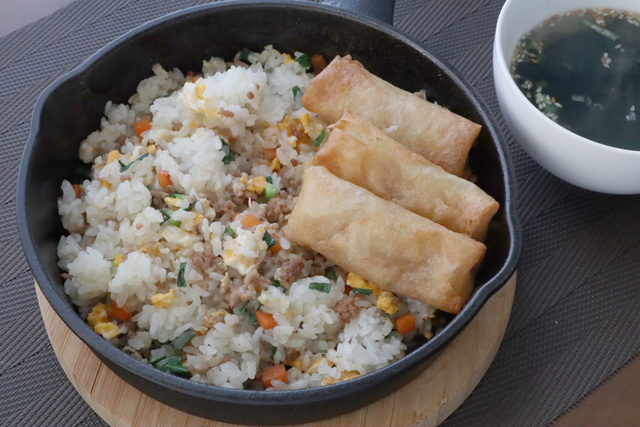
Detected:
[133,118,152,137]
[262,364,287,388]
[185,71,195,80]
[269,237,281,254]
[240,213,261,228]
[395,313,416,335]
[158,170,172,188]
[192,76,201,83]
[110,301,132,322]
[255,310,277,330]
[72,184,82,199]
[263,148,278,159]
[344,285,352,295]
[311,54,328,72]
[231,213,238,221]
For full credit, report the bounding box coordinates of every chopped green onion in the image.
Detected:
[224,226,236,238]
[270,346,278,360]
[239,300,250,315]
[119,152,150,173]
[262,231,277,249]
[147,184,153,191]
[160,210,171,224]
[171,193,186,200]
[265,176,273,184]
[171,329,196,350]
[240,48,253,62]
[351,288,373,296]
[293,85,303,104]
[177,262,187,287]
[313,130,327,148]
[81,88,94,102]
[270,278,282,289]
[220,138,236,165]
[184,201,197,212]
[168,219,182,227]
[243,379,253,390]
[325,266,337,281]
[151,355,182,369]
[295,54,311,68]
[247,302,262,325]
[265,183,279,201]
[167,364,191,378]
[309,282,331,293]
[160,210,181,227]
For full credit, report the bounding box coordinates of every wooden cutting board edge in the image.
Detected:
[35,273,516,427]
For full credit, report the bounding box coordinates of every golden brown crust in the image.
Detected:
[314,111,499,241]
[301,56,482,176]
[284,166,486,314]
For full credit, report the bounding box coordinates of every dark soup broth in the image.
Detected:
[510,8,640,150]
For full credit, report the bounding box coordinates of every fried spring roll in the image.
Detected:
[314,111,499,241]
[284,166,486,314]
[301,56,482,176]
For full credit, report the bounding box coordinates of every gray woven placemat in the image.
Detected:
[2,0,639,426]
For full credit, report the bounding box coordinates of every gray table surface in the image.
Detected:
[1,1,639,426]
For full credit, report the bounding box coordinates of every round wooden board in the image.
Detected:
[36,274,515,427]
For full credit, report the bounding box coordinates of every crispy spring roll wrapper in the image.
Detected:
[301,56,482,176]
[314,112,499,241]
[285,166,486,314]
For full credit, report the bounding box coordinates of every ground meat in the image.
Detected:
[213,199,237,220]
[191,242,226,276]
[61,272,73,280]
[275,256,305,288]
[284,349,300,365]
[243,267,271,292]
[202,309,228,330]
[220,274,257,307]
[150,188,168,209]
[265,192,297,223]
[306,254,328,278]
[335,295,361,324]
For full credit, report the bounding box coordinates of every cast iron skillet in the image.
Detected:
[17,0,521,424]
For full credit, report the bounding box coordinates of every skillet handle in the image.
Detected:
[321,0,395,25]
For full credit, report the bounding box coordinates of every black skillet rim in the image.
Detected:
[16,0,521,409]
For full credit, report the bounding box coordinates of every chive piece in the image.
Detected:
[265,176,273,184]
[243,379,253,390]
[309,282,331,293]
[270,346,277,361]
[167,364,191,378]
[239,300,250,315]
[119,152,150,173]
[313,130,327,148]
[295,54,311,68]
[262,231,277,249]
[177,262,187,287]
[220,138,236,165]
[81,88,94,102]
[171,192,186,200]
[171,329,196,350]
[153,355,182,369]
[325,266,337,281]
[265,183,278,201]
[184,201,197,212]
[224,226,236,238]
[160,210,172,224]
[167,219,182,227]
[270,279,282,289]
[292,85,303,104]
[240,48,253,62]
[147,184,153,191]
[351,288,373,296]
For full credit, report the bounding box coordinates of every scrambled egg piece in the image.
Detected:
[164,197,183,208]
[94,322,120,339]
[113,253,124,267]
[140,242,158,256]
[270,157,281,171]
[283,54,294,64]
[99,179,112,189]
[299,113,310,131]
[107,150,121,163]
[305,357,333,374]
[239,175,268,194]
[290,359,303,370]
[193,213,204,226]
[152,289,175,308]
[346,273,401,315]
[322,370,361,385]
[87,303,108,326]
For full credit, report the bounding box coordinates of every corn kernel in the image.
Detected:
[146,144,157,154]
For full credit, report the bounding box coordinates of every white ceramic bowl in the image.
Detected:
[494,0,640,194]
